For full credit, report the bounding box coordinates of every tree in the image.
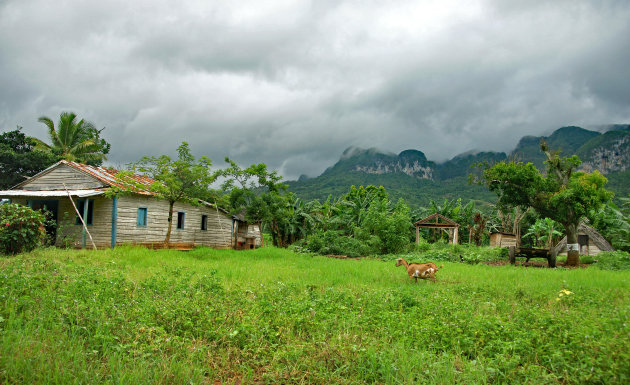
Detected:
[0,127,58,189]
[218,157,286,247]
[109,142,216,244]
[477,140,613,266]
[36,112,110,166]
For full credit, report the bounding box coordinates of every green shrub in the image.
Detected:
[389,244,509,264]
[594,251,630,270]
[302,230,376,257]
[0,203,48,255]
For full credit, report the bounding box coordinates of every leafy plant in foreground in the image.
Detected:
[0,203,48,254]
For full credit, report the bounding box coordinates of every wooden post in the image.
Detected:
[82,198,89,248]
[416,226,420,245]
[508,246,516,264]
[63,183,97,250]
[453,227,458,244]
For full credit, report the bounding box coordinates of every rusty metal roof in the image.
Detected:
[63,161,155,195]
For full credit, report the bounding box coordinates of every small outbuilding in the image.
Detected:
[551,223,614,257]
[414,213,459,244]
[489,232,517,248]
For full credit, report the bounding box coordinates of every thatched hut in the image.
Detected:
[551,223,614,257]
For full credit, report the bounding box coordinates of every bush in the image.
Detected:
[0,203,48,255]
[301,230,376,257]
[594,251,630,271]
[384,244,509,264]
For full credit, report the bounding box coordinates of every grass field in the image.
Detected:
[1,246,629,384]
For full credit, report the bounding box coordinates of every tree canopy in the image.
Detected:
[0,127,58,189]
[477,140,613,265]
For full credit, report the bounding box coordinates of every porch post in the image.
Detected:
[82,199,89,248]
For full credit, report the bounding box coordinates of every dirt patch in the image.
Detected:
[325,254,362,260]
[483,260,591,268]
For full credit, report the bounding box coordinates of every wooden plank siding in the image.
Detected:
[21,164,108,190]
[13,195,237,249]
[115,195,234,248]
[56,196,113,248]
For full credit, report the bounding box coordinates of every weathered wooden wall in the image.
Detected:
[20,164,108,190]
[490,233,517,248]
[115,195,234,248]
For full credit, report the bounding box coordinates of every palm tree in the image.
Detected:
[35,112,108,165]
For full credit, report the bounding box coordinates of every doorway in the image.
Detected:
[29,200,59,241]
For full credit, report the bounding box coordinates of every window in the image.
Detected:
[137,207,147,227]
[76,199,94,225]
[177,211,185,229]
[201,215,208,231]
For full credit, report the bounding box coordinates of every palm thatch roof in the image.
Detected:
[551,223,614,256]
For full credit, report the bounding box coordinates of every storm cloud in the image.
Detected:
[1,0,629,179]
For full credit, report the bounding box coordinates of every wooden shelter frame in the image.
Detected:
[414,213,460,245]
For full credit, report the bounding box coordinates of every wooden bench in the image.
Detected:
[508,246,557,268]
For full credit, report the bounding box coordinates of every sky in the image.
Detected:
[1,0,629,180]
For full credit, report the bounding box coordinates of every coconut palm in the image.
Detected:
[35,112,109,165]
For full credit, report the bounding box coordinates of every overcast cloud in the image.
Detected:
[1,0,629,179]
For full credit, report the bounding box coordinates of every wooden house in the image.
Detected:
[489,232,517,248]
[551,223,614,257]
[0,160,261,250]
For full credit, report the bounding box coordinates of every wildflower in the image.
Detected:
[557,289,574,301]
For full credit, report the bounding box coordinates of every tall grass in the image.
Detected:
[1,246,628,384]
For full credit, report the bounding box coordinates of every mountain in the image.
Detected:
[577,130,630,174]
[287,126,630,208]
[322,147,435,180]
[511,126,601,169]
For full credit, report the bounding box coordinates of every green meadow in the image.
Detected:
[1,246,628,384]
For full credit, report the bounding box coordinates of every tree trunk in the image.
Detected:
[565,222,580,266]
[164,201,175,245]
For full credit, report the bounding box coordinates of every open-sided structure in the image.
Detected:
[414,213,459,245]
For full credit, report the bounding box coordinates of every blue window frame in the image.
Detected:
[177,211,185,229]
[137,207,147,227]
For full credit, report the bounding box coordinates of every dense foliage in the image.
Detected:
[293,186,412,256]
[0,247,628,384]
[0,203,48,254]
[590,196,630,252]
[0,127,58,189]
[478,141,613,265]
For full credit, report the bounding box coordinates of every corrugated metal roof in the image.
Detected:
[0,189,105,197]
[63,161,156,195]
